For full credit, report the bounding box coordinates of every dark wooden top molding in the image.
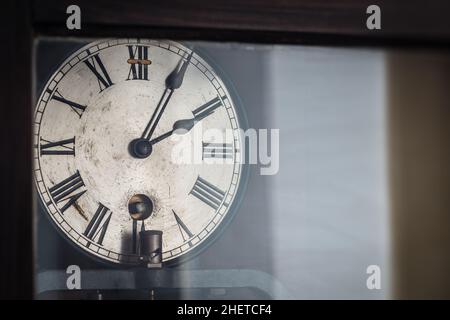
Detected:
[32,0,450,45]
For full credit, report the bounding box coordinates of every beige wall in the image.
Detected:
[389,50,450,299]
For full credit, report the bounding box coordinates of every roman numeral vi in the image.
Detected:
[84,203,112,245]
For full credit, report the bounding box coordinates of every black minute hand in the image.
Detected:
[141,51,194,141]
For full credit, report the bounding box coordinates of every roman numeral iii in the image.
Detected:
[202,142,233,159]
[47,170,86,213]
[84,203,112,245]
[40,137,75,156]
[190,176,226,210]
[84,53,113,92]
[127,45,150,81]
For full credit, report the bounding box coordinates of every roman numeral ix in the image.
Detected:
[40,137,75,156]
[190,176,226,210]
[47,171,86,213]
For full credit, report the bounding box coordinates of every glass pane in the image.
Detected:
[33,37,448,299]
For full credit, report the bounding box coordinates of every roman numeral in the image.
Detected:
[84,203,112,245]
[84,53,113,92]
[49,89,86,118]
[40,137,75,156]
[126,45,150,81]
[47,171,86,213]
[203,142,233,159]
[190,176,226,210]
[172,210,193,243]
[192,96,225,121]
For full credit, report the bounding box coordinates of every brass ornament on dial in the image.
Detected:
[34,39,244,265]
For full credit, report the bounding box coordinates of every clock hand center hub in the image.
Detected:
[129,138,153,159]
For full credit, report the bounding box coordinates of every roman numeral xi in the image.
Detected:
[84,52,113,92]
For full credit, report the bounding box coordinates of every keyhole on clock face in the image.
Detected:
[128,194,153,220]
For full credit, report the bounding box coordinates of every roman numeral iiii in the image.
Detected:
[190,176,226,210]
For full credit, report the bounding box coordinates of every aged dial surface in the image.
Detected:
[34,39,244,265]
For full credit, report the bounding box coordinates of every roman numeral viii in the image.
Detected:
[84,203,112,245]
[127,45,150,80]
[190,176,226,210]
[203,142,233,159]
[40,137,75,156]
[47,171,86,213]
[84,53,113,92]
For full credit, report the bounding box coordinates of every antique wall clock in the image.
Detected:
[33,39,246,266]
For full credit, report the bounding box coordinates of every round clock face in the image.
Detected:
[34,39,244,265]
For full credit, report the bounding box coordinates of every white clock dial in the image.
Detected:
[34,39,244,265]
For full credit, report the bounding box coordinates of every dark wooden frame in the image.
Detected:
[2,0,450,299]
